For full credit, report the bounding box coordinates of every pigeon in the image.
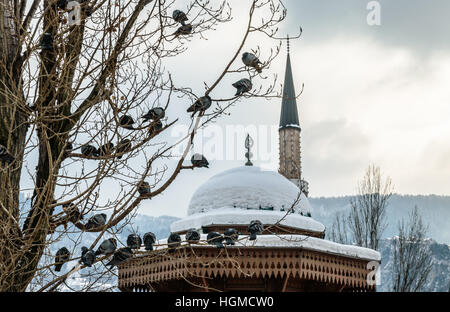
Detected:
[62,142,73,158]
[57,0,67,10]
[85,213,107,230]
[248,220,264,241]
[142,107,165,122]
[81,247,96,267]
[186,96,212,117]
[98,142,114,157]
[40,33,53,51]
[143,232,156,251]
[167,233,181,253]
[232,78,253,96]
[62,203,83,224]
[54,247,70,272]
[138,181,151,196]
[116,139,132,159]
[106,247,133,267]
[173,24,193,38]
[0,144,14,165]
[242,52,262,73]
[207,232,224,249]
[186,228,200,244]
[81,145,99,157]
[173,10,188,26]
[191,154,209,168]
[306,212,312,218]
[224,228,239,245]
[119,115,135,130]
[127,234,142,250]
[148,120,163,136]
[95,238,117,256]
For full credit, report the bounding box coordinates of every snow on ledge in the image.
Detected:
[170,209,325,234]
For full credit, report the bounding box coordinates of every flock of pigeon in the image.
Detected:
[53,220,265,272]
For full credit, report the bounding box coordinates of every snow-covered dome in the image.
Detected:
[188,166,312,216]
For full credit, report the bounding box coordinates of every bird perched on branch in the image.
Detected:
[173,24,193,38]
[187,96,212,117]
[142,107,165,122]
[167,233,181,253]
[232,78,253,96]
[138,181,151,196]
[98,142,114,157]
[127,234,142,250]
[54,247,70,272]
[62,142,73,158]
[40,33,53,51]
[81,247,96,267]
[207,232,224,249]
[85,213,107,230]
[62,203,83,224]
[119,115,135,130]
[242,52,262,73]
[148,120,163,136]
[224,228,239,245]
[143,232,156,251]
[0,144,14,165]
[186,229,200,244]
[116,139,132,159]
[248,220,263,241]
[191,153,209,168]
[81,145,99,157]
[95,238,117,256]
[106,247,133,267]
[172,10,188,25]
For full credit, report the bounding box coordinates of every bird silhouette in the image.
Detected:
[186,96,212,117]
[173,24,193,38]
[224,228,239,245]
[0,144,14,165]
[40,33,53,51]
[116,139,132,159]
[232,78,253,96]
[119,115,135,130]
[63,142,73,158]
[143,232,156,251]
[167,233,181,253]
[248,220,263,240]
[191,154,209,168]
[95,238,117,256]
[242,52,262,73]
[148,120,163,136]
[127,234,142,250]
[106,247,133,267]
[207,232,224,249]
[142,107,165,122]
[81,247,96,267]
[186,229,201,244]
[57,0,67,10]
[55,247,70,272]
[81,145,99,157]
[173,10,188,25]
[98,142,114,157]
[138,181,151,196]
[62,203,83,224]
[85,213,107,230]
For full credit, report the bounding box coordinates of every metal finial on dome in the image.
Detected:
[245,134,253,166]
[287,34,290,54]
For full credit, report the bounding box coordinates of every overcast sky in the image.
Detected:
[62,0,450,218]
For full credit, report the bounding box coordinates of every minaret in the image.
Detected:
[279,38,309,196]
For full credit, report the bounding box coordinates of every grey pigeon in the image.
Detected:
[81,247,96,267]
[232,78,253,96]
[116,139,132,159]
[55,247,70,272]
[85,213,107,230]
[248,220,263,240]
[167,233,181,253]
[62,203,83,224]
[143,232,156,251]
[127,234,142,250]
[0,144,14,165]
[142,107,165,122]
[191,153,209,168]
[148,120,163,136]
[95,238,117,256]
[81,145,99,157]
[119,115,135,130]
[173,10,188,25]
[173,24,193,38]
[138,181,151,196]
[98,142,114,157]
[40,33,53,51]
[224,228,239,245]
[207,232,224,249]
[186,229,200,244]
[106,247,133,267]
[186,96,212,117]
[242,52,262,73]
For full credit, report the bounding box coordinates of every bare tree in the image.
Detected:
[0,0,289,291]
[391,206,432,292]
[329,165,393,250]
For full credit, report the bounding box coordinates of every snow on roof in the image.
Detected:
[141,234,381,262]
[171,209,325,233]
[188,166,311,216]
